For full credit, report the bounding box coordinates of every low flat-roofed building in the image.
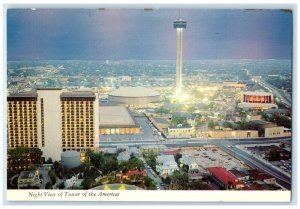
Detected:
[18,170,41,189]
[197,130,258,139]
[99,106,140,135]
[149,117,170,136]
[168,125,195,138]
[249,120,285,137]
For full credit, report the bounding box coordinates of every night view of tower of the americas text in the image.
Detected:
[6,8,292,200]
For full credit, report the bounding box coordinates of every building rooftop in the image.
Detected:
[153,117,170,125]
[207,167,244,186]
[169,125,193,129]
[61,150,80,158]
[161,150,181,155]
[18,170,38,180]
[60,91,95,98]
[8,92,38,98]
[123,171,147,177]
[37,88,62,90]
[157,155,177,166]
[99,106,138,128]
[249,120,278,127]
[242,91,273,96]
[117,152,130,162]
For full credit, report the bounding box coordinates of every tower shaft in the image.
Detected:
[176,28,183,95]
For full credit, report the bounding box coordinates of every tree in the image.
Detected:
[171,115,188,127]
[53,161,59,169]
[182,164,189,173]
[171,171,189,190]
[128,155,144,170]
[142,150,157,172]
[164,176,172,185]
[48,170,57,185]
[144,176,157,190]
[45,182,52,189]
[174,153,182,164]
[208,121,219,129]
[223,121,233,129]
[58,182,65,189]
[239,119,249,130]
[82,176,95,190]
[156,107,170,114]
[45,157,53,164]
[7,147,43,171]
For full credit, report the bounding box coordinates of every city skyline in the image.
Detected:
[7,9,292,60]
[6,7,293,196]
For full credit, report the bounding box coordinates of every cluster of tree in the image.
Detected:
[82,167,101,189]
[143,176,157,190]
[265,149,291,161]
[174,153,182,165]
[7,147,43,171]
[263,114,291,129]
[223,121,234,129]
[119,154,144,173]
[45,157,53,164]
[208,121,219,129]
[156,107,170,114]
[142,150,157,172]
[236,108,249,119]
[80,149,154,189]
[48,170,57,185]
[166,171,209,190]
[53,161,63,179]
[168,171,189,190]
[235,119,249,130]
[171,115,188,127]
[89,151,119,175]
[45,182,52,189]
[222,120,249,130]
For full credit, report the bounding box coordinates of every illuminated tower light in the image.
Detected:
[173,18,187,96]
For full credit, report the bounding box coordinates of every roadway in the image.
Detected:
[99,137,291,148]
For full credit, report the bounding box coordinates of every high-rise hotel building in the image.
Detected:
[7,92,38,148]
[7,88,99,161]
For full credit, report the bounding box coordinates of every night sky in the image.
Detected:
[7,9,292,60]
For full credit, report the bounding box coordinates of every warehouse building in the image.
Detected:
[99,106,140,135]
